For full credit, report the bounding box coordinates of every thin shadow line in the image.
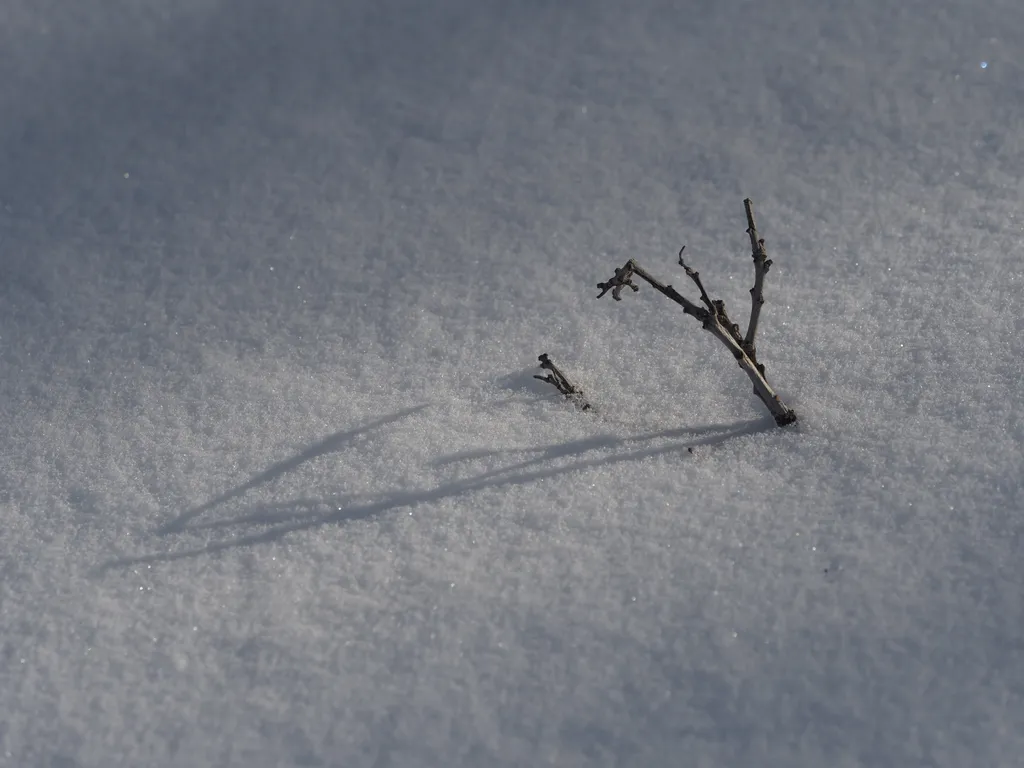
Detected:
[157,404,428,534]
[184,494,367,532]
[431,421,747,472]
[100,417,774,571]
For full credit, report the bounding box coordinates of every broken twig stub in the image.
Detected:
[534,353,592,411]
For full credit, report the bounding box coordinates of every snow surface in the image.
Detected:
[2,0,1023,765]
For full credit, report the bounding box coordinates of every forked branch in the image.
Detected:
[596,199,797,426]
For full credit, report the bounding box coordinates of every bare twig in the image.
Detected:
[743,198,773,362]
[596,199,797,427]
[678,246,716,316]
[598,259,705,319]
[534,353,592,411]
[679,247,744,348]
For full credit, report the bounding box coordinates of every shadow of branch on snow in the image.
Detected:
[156,404,429,534]
[99,416,775,571]
[431,420,749,475]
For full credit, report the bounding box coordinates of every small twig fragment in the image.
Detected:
[534,353,592,410]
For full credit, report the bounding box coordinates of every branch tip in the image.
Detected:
[596,262,639,301]
[742,198,770,353]
[677,249,717,316]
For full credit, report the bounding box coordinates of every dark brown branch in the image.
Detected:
[534,353,592,411]
[596,263,639,301]
[599,259,707,320]
[677,246,716,316]
[713,300,745,350]
[596,206,797,427]
[743,198,773,361]
[678,247,744,349]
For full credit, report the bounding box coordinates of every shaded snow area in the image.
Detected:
[2,1,1023,765]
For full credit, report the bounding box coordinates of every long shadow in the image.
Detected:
[185,420,759,532]
[428,422,754,492]
[432,420,748,472]
[100,417,773,570]
[157,404,428,534]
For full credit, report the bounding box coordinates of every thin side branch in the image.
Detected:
[679,247,744,348]
[743,198,773,360]
[534,353,592,410]
[677,246,716,316]
[598,259,706,319]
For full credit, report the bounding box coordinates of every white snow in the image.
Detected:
[2,1,1023,765]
